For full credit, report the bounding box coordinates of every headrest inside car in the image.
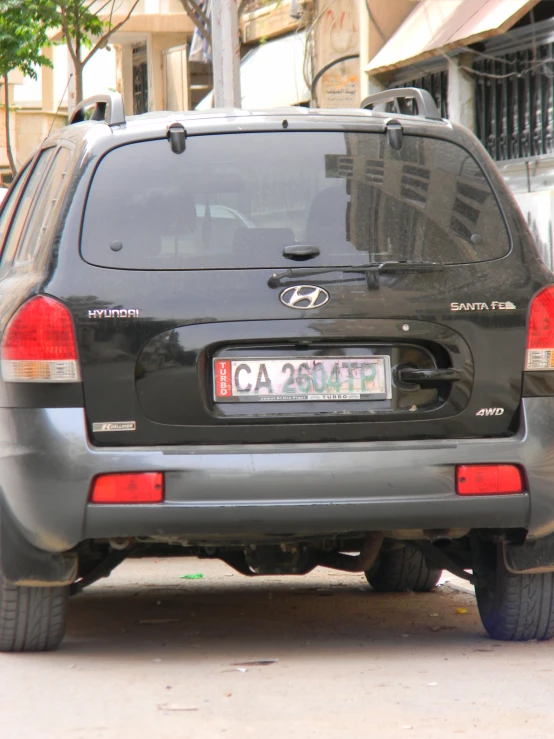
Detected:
[306,187,349,246]
[139,189,197,236]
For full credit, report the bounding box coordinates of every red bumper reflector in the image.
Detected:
[456,465,524,496]
[90,473,164,504]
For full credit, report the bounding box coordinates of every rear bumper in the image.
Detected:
[2,398,554,557]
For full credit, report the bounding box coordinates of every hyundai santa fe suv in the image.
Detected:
[1,88,554,651]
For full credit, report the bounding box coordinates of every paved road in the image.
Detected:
[1,558,554,739]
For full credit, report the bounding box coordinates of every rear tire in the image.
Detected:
[365,544,442,593]
[475,544,554,641]
[0,573,68,652]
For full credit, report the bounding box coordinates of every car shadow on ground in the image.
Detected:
[60,562,487,659]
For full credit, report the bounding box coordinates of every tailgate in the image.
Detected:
[71,127,528,445]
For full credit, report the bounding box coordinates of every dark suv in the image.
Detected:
[1,88,554,651]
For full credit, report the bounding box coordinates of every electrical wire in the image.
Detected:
[310,53,359,96]
[412,41,554,83]
[365,0,385,43]
[302,0,353,106]
[46,74,73,140]
[384,8,551,84]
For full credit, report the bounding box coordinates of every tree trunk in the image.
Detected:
[74,61,84,105]
[3,75,16,177]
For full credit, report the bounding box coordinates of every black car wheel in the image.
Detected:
[475,543,554,641]
[0,572,68,652]
[365,543,442,593]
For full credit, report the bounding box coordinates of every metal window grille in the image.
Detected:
[132,44,149,115]
[474,46,554,161]
[395,71,448,119]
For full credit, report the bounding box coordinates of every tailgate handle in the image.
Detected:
[398,368,462,385]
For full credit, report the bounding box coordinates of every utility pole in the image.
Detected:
[211,0,242,108]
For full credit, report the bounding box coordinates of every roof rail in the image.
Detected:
[69,93,126,127]
[360,87,441,121]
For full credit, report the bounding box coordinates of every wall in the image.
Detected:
[498,157,554,271]
[366,0,418,63]
[115,45,135,115]
[16,111,67,165]
[315,0,360,108]
[150,33,188,110]
[359,0,421,98]
[0,107,66,176]
[241,0,304,43]
[311,0,422,107]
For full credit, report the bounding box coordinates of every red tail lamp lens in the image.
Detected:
[526,285,554,370]
[456,465,524,496]
[1,295,80,382]
[91,473,164,504]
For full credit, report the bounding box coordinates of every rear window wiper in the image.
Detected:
[267,261,445,289]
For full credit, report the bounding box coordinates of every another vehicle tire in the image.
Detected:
[366,544,442,593]
[475,544,554,641]
[0,574,68,652]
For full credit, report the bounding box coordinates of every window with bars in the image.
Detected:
[133,44,149,115]
[474,45,554,161]
[395,71,448,119]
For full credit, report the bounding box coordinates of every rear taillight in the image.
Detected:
[1,296,80,382]
[526,285,554,370]
[456,464,524,495]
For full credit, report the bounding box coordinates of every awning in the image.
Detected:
[197,30,309,109]
[366,0,540,76]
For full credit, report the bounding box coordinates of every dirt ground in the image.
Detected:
[1,558,554,739]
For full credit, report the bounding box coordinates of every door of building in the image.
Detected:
[133,44,148,114]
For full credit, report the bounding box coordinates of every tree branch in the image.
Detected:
[84,0,113,16]
[22,1,60,24]
[108,0,116,30]
[59,5,80,67]
[74,0,82,62]
[83,0,140,64]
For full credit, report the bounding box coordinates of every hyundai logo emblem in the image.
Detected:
[279,285,330,310]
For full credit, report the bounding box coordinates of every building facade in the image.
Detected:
[9,0,554,273]
[363,0,554,267]
[0,0,195,181]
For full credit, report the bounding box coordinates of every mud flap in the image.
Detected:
[503,533,554,574]
[0,502,77,586]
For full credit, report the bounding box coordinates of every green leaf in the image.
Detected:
[0,0,53,77]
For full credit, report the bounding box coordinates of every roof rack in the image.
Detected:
[360,87,441,121]
[69,92,126,127]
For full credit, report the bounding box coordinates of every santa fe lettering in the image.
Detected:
[450,301,516,312]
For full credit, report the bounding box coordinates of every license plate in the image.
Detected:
[214,356,391,402]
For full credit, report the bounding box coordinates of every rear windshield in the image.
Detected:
[81,131,510,270]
